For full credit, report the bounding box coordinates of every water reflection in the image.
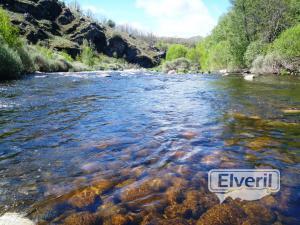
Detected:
[0,73,299,224]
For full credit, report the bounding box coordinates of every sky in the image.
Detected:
[65,0,231,38]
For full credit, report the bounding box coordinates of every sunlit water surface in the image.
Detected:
[0,72,299,224]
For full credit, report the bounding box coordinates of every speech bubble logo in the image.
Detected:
[208,169,280,203]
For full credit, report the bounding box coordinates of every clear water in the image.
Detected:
[0,72,299,224]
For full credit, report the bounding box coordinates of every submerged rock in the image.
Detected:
[68,187,99,208]
[197,200,277,225]
[165,190,218,220]
[103,214,130,225]
[91,178,115,194]
[242,201,276,224]
[181,131,198,140]
[196,201,247,225]
[63,212,100,225]
[142,217,189,225]
[120,178,168,202]
[246,137,279,151]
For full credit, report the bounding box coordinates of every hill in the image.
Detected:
[0,0,164,68]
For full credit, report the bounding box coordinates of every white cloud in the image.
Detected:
[136,0,216,38]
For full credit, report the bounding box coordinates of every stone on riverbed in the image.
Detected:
[63,212,100,225]
[180,131,199,140]
[196,201,247,225]
[246,137,280,151]
[120,178,168,202]
[164,190,218,220]
[196,200,277,225]
[68,187,99,208]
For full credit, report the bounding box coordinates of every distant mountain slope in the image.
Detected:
[0,0,164,68]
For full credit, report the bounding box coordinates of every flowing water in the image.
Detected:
[0,72,299,225]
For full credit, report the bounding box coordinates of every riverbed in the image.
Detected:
[0,72,299,224]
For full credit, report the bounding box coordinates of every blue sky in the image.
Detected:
[65,0,230,38]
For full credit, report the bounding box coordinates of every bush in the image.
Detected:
[244,41,267,67]
[186,48,201,64]
[270,24,300,58]
[106,19,116,28]
[250,25,300,75]
[251,53,285,74]
[16,44,35,74]
[251,55,265,74]
[262,52,283,74]
[163,58,191,73]
[207,41,231,70]
[80,40,96,66]
[0,8,20,48]
[59,51,74,62]
[166,44,188,61]
[0,43,23,79]
[30,46,73,72]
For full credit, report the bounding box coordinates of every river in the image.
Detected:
[0,72,299,224]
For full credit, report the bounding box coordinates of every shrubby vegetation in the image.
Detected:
[162,44,201,73]
[162,58,200,74]
[162,0,299,75]
[0,8,33,79]
[166,44,188,61]
[251,24,300,74]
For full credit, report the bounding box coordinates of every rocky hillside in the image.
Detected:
[0,0,164,68]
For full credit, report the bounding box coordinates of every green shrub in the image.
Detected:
[106,19,116,28]
[163,58,191,73]
[80,40,96,66]
[32,53,50,72]
[70,61,89,72]
[196,40,210,71]
[0,43,23,79]
[250,25,300,75]
[244,41,268,67]
[207,41,231,70]
[186,48,201,64]
[155,41,169,52]
[0,8,20,48]
[59,51,74,62]
[251,53,285,74]
[166,44,188,61]
[251,55,265,74]
[16,44,35,74]
[262,52,283,74]
[270,24,300,58]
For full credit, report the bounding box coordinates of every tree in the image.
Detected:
[186,48,201,64]
[166,44,188,61]
[106,19,116,28]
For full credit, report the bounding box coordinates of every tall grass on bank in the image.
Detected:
[0,8,32,79]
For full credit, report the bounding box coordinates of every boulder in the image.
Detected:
[26,29,49,44]
[63,212,101,225]
[70,23,107,52]
[105,35,128,58]
[35,0,63,20]
[57,8,75,25]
